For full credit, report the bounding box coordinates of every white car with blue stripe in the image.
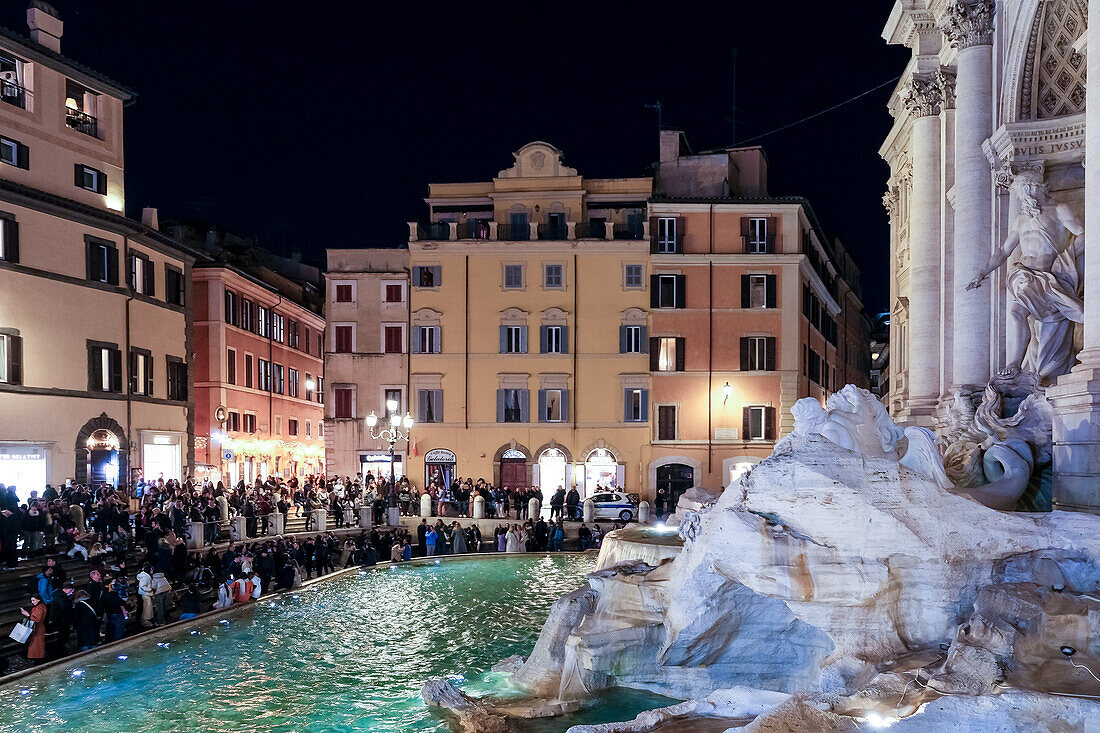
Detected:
[589,491,638,522]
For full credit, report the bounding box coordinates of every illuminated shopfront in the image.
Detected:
[219,436,325,485]
[0,444,49,502]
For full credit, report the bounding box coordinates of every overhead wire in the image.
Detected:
[735,74,904,146]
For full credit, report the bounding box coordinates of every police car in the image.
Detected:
[589,490,638,522]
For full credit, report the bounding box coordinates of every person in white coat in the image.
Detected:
[505,524,522,553]
[136,564,155,628]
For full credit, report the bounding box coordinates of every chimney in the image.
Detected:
[141,207,159,230]
[659,130,682,163]
[27,2,63,53]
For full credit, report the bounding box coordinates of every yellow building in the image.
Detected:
[404,142,651,499]
[0,6,196,497]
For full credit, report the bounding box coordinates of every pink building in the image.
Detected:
[193,264,325,484]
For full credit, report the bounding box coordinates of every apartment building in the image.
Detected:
[647,131,870,499]
[404,142,651,498]
[189,231,326,485]
[0,5,197,497]
[323,247,409,478]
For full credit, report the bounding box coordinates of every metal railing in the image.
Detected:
[0,79,28,109]
[65,107,98,138]
[496,223,530,241]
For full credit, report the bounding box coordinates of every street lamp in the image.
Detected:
[365,403,414,523]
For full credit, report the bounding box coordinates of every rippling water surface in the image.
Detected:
[1,554,672,732]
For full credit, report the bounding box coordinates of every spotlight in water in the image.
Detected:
[19,689,30,695]
[157,642,170,648]
[71,670,84,678]
[190,630,200,635]
[435,559,441,565]
[862,712,898,729]
[220,620,230,625]
[447,674,466,683]
[117,655,128,661]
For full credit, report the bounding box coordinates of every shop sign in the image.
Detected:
[425,449,456,464]
[223,450,234,461]
[0,447,45,461]
[587,448,616,464]
[360,453,393,463]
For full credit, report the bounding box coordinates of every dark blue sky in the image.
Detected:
[3,2,908,311]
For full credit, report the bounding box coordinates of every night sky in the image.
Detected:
[3,2,908,312]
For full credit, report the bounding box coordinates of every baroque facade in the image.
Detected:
[881,0,1100,512]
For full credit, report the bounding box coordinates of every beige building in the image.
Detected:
[0,5,196,498]
[324,248,409,478]
[403,142,652,498]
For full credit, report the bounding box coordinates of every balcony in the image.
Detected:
[0,79,28,110]
[65,107,98,138]
[409,219,649,242]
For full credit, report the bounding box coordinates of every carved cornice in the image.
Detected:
[902,74,944,118]
[941,0,996,50]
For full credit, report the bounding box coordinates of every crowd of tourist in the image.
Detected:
[0,472,621,671]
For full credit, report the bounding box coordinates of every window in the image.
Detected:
[413,266,441,288]
[809,349,822,385]
[501,325,526,354]
[0,333,22,385]
[226,348,237,385]
[86,239,118,285]
[334,325,354,353]
[540,389,566,422]
[417,389,443,423]
[384,389,402,417]
[257,306,269,337]
[74,164,106,194]
[497,388,528,423]
[745,274,773,308]
[271,313,285,343]
[87,342,121,393]
[335,283,353,303]
[334,387,354,418]
[0,135,27,169]
[509,212,529,240]
[127,253,154,296]
[651,274,685,309]
[65,80,99,137]
[744,405,775,441]
[240,299,254,331]
[318,420,324,436]
[384,283,404,303]
[624,264,643,289]
[273,363,285,395]
[650,336,685,372]
[226,411,240,432]
[288,320,299,349]
[415,326,439,354]
[620,325,645,354]
[656,217,678,253]
[167,359,187,401]
[741,336,776,371]
[289,368,299,398]
[305,373,314,401]
[317,377,324,404]
[504,264,524,289]
[747,218,768,253]
[305,420,311,437]
[128,350,153,396]
[544,264,563,289]
[657,405,677,440]
[165,266,184,306]
[258,358,272,391]
[384,325,404,354]
[288,419,298,437]
[243,413,257,434]
[541,325,565,354]
[624,388,647,422]
[0,215,18,263]
[224,290,238,326]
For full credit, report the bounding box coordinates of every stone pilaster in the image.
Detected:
[899,75,943,424]
[943,0,995,391]
[1048,0,1100,514]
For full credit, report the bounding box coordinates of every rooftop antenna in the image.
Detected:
[645,100,662,136]
[731,48,739,145]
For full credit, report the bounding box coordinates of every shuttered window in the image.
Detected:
[0,333,22,385]
[0,215,18,263]
[334,387,354,418]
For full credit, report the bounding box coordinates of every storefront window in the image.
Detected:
[584,448,618,497]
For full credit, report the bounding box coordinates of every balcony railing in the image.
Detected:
[495,223,530,241]
[0,79,28,110]
[537,223,568,240]
[409,219,650,242]
[65,107,98,138]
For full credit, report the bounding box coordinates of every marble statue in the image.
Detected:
[776,386,904,460]
[966,168,1084,382]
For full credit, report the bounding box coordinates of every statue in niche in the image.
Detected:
[967,168,1084,383]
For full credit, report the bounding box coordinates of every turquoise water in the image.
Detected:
[0,555,674,732]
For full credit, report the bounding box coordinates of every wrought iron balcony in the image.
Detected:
[65,107,98,138]
[0,79,28,109]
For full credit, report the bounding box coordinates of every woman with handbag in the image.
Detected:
[20,593,48,662]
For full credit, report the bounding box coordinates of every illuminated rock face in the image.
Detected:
[528,435,1100,702]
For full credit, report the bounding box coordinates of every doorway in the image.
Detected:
[537,448,567,501]
[656,463,694,509]
[500,457,527,490]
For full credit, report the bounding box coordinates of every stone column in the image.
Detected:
[420,493,433,517]
[1047,0,1100,514]
[901,74,944,423]
[943,0,995,389]
[358,505,373,529]
[472,495,485,519]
